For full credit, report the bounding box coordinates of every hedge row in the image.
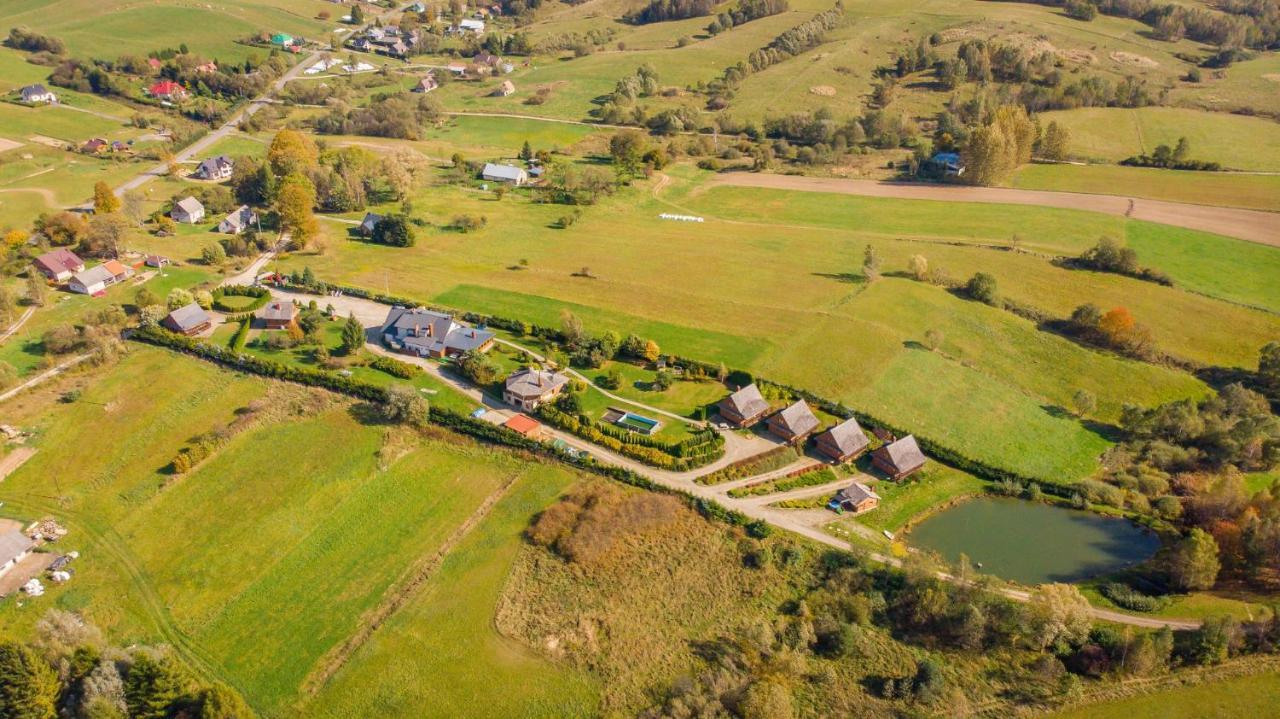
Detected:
[229,317,251,352]
[370,355,421,379]
[537,405,722,471]
[212,285,271,314]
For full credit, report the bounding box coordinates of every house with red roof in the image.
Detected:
[32,249,85,282]
[147,80,187,102]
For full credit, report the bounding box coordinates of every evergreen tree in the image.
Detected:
[0,642,59,719]
[124,653,187,719]
[340,313,364,355]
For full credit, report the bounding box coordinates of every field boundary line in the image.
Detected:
[297,471,521,697]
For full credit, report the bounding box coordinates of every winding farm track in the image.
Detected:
[710,173,1280,247]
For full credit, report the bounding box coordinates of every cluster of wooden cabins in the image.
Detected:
[719,383,927,514]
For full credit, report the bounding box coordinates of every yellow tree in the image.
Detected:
[275,173,319,249]
[993,105,1036,166]
[268,128,319,177]
[93,181,120,214]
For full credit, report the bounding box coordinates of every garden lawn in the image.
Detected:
[837,465,986,534]
[590,360,729,418]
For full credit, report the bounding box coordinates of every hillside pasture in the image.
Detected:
[1012,163,1280,213]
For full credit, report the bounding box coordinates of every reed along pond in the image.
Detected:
[908,497,1162,585]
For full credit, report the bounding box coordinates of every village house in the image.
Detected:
[828,482,880,515]
[717,383,770,428]
[767,399,821,445]
[257,300,298,330]
[145,255,170,268]
[18,84,56,104]
[68,260,133,296]
[816,416,870,463]
[218,205,258,234]
[194,62,218,73]
[446,62,468,77]
[358,212,383,236]
[147,80,188,102]
[194,155,234,181]
[162,302,212,336]
[171,196,206,224]
[928,152,965,178]
[453,18,485,34]
[32,249,85,282]
[871,435,927,480]
[412,73,438,93]
[503,368,569,411]
[81,138,108,154]
[380,306,495,358]
[492,79,516,96]
[474,51,501,68]
[0,530,34,579]
[481,162,528,185]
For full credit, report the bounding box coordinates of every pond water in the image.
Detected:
[908,497,1162,585]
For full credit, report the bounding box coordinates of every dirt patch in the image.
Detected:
[937,26,981,43]
[28,135,66,149]
[1007,34,1095,64]
[0,137,23,153]
[809,85,836,96]
[1263,73,1280,83]
[0,447,37,482]
[0,552,56,597]
[1111,51,1158,68]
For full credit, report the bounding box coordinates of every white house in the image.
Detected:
[503,368,569,411]
[194,155,233,181]
[171,196,206,224]
[454,18,485,34]
[68,260,133,296]
[18,84,56,104]
[481,162,528,185]
[218,205,258,234]
[0,530,34,578]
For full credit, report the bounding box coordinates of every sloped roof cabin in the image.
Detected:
[871,435,927,480]
[717,384,770,427]
[766,399,820,444]
[816,417,870,462]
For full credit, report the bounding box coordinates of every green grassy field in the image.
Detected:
[1040,107,1280,171]
[0,0,335,62]
[835,464,986,534]
[1012,163,1280,212]
[1050,671,1280,718]
[0,347,595,716]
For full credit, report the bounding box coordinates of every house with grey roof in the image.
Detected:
[18,84,56,104]
[767,399,820,445]
[816,417,870,463]
[161,302,212,336]
[0,530,34,578]
[828,482,880,514]
[257,300,298,329]
[481,162,528,185]
[358,212,384,236]
[218,205,258,234]
[194,155,233,181]
[503,368,569,411]
[171,196,206,224]
[717,383,770,428]
[871,435,927,480]
[380,306,494,358]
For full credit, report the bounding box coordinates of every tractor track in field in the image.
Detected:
[297,473,520,698]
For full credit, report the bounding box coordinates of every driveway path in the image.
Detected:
[0,307,35,346]
[0,354,90,404]
[710,173,1280,247]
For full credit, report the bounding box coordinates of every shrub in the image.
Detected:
[1099,583,1172,612]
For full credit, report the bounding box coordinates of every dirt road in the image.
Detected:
[711,173,1279,247]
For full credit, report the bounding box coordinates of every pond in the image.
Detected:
[908,497,1162,585]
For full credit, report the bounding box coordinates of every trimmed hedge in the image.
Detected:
[370,355,421,379]
[212,285,271,314]
[537,404,723,471]
[229,317,251,352]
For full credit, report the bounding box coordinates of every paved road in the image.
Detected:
[114,51,322,197]
[711,173,1280,247]
[237,281,1201,630]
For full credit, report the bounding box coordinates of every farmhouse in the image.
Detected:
[412,73,438,93]
[257,301,298,329]
[68,260,133,295]
[18,84,56,103]
[492,80,516,97]
[503,368,569,411]
[816,417,870,463]
[0,530,34,578]
[271,33,295,47]
[171,197,206,224]
[162,302,212,336]
[145,255,170,268]
[871,435,927,480]
[147,80,188,102]
[767,400,820,445]
[380,306,495,358]
[828,482,880,514]
[453,18,485,34]
[195,155,233,181]
[81,138,108,154]
[481,163,527,185]
[32,249,85,282]
[358,212,383,236]
[218,205,258,234]
[717,384,770,428]
[928,152,965,177]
